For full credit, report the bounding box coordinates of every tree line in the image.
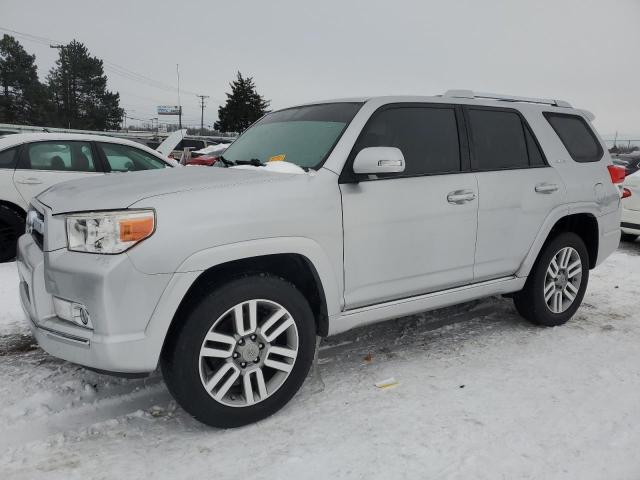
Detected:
[0,35,123,130]
[0,34,270,133]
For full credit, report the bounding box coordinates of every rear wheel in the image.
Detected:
[514,232,589,327]
[621,232,638,242]
[0,205,25,263]
[161,275,316,428]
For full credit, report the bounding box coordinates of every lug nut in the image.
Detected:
[233,352,239,358]
[238,338,245,345]
[254,357,260,363]
[241,362,247,368]
[259,343,264,349]
[250,334,257,341]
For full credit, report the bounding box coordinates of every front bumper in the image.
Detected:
[621,206,640,235]
[17,232,173,374]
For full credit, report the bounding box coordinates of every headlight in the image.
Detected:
[66,210,155,254]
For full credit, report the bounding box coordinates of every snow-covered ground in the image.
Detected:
[1,242,639,480]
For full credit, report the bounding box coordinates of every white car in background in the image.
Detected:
[0,133,178,262]
[621,169,640,241]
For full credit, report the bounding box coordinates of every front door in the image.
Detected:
[340,104,478,309]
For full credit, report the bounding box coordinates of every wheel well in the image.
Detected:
[0,200,26,220]
[548,213,599,268]
[169,254,329,339]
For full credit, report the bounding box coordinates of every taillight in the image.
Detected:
[608,165,626,184]
[622,187,632,199]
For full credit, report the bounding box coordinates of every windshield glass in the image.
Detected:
[221,102,363,169]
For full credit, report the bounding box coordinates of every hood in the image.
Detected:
[37,166,303,214]
[156,129,188,157]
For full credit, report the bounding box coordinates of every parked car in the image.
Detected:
[17,92,622,428]
[621,169,640,241]
[612,154,640,176]
[0,133,178,262]
[186,143,230,166]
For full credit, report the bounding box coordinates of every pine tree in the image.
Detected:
[0,34,51,125]
[214,72,269,133]
[47,40,123,130]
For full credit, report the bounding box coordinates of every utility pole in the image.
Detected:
[50,44,72,129]
[197,95,209,134]
[176,64,182,130]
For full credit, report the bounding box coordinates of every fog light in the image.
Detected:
[53,297,93,329]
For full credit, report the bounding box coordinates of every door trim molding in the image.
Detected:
[328,275,526,336]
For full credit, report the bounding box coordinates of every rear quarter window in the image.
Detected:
[544,112,603,163]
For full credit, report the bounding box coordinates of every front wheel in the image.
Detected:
[161,275,316,428]
[514,232,589,327]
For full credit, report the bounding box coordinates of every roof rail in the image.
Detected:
[442,90,572,108]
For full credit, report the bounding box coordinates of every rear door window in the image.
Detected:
[0,147,18,169]
[21,142,97,172]
[354,105,461,177]
[98,143,168,172]
[467,109,529,170]
[544,113,603,163]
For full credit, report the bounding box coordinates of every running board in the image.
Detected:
[328,276,526,336]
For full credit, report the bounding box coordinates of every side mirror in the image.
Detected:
[352,147,405,175]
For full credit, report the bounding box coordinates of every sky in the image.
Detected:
[1,0,639,137]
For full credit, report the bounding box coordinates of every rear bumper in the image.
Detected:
[595,208,621,267]
[16,233,172,373]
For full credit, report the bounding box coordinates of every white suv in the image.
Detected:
[16,91,622,428]
[0,133,177,262]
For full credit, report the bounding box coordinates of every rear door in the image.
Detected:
[466,107,566,281]
[13,141,103,206]
[340,103,478,309]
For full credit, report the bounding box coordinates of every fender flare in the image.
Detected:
[516,203,602,278]
[143,237,343,363]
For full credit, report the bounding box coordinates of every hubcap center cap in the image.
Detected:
[238,341,260,362]
[556,271,568,289]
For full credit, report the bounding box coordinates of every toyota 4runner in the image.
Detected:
[16,91,623,428]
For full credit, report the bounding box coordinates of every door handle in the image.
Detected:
[535,183,559,194]
[16,177,43,185]
[447,190,476,204]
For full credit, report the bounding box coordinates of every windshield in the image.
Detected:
[221,102,363,169]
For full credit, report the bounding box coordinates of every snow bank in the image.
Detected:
[1,242,640,479]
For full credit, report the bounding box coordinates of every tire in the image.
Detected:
[161,274,316,428]
[0,204,25,263]
[621,232,638,242]
[513,232,589,327]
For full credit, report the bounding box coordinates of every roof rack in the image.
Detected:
[442,90,572,108]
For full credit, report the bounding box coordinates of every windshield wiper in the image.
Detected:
[216,155,234,167]
[233,158,266,167]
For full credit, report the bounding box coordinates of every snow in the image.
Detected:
[193,143,230,155]
[1,243,640,479]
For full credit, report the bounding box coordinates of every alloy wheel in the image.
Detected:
[544,246,582,314]
[198,299,299,407]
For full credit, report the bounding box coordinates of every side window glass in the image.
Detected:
[355,106,461,176]
[22,142,96,172]
[468,109,529,170]
[0,147,18,169]
[98,143,167,172]
[544,113,603,163]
